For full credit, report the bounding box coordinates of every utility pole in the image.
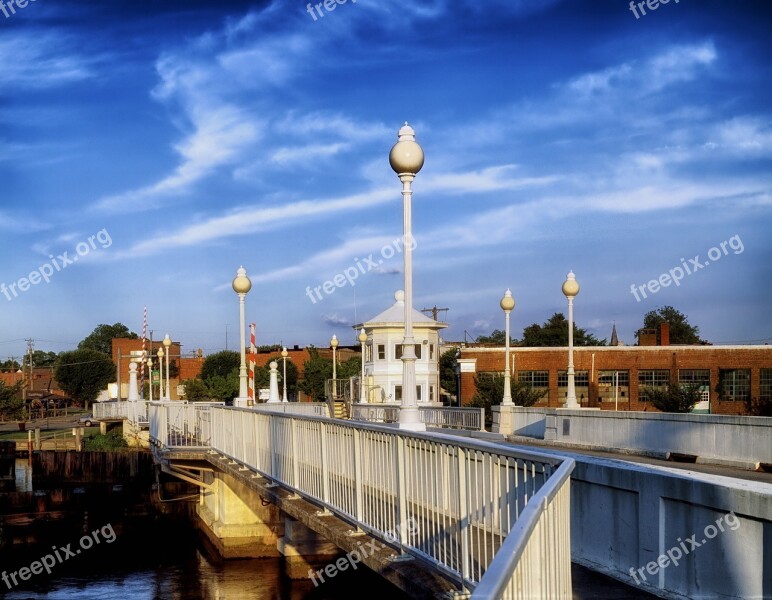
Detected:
[25,339,34,394]
[420,305,449,321]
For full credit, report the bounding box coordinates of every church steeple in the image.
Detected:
[610,322,619,346]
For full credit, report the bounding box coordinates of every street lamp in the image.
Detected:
[157,348,165,401]
[358,328,368,403]
[562,271,580,408]
[163,334,172,401]
[500,289,515,406]
[330,334,338,400]
[389,122,425,431]
[281,347,289,402]
[232,266,252,407]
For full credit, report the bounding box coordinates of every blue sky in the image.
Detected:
[1,0,771,358]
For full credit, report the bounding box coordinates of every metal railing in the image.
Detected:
[325,378,352,401]
[149,402,222,449]
[349,405,485,431]
[151,404,574,594]
[254,402,330,417]
[93,401,129,420]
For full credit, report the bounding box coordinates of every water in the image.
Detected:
[0,519,410,599]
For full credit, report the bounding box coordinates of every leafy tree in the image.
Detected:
[200,351,240,381]
[55,349,115,406]
[642,383,701,413]
[181,378,210,402]
[255,355,299,397]
[79,323,138,355]
[635,306,705,345]
[298,349,361,402]
[0,381,24,420]
[204,373,240,403]
[32,351,58,367]
[521,313,605,347]
[475,330,516,345]
[470,373,547,425]
[439,349,458,396]
[745,396,772,417]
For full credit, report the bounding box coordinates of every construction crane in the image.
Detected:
[420,305,449,321]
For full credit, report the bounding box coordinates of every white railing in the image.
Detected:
[149,402,221,449]
[349,405,485,431]
[128,400,149,425]
[151,404,573,594]
[254,402,330,417]
[93,401,129,420]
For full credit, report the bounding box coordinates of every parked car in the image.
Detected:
[78,414,95,427]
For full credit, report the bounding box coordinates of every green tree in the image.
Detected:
[439,349,458,397]
[475,329,516,345]
[200,351,240,381]
[298,348,332,402]
[79,323,138,355]
[521,313,605,347]
[470,373,547,426]
[643,383,701,413]
[635,306,705,345]
[0,381,24,420]
[255,355,299,398]
[32,351,58,367]
[55,349,115,406]
[204,373,240,403]
[181,378,210,401]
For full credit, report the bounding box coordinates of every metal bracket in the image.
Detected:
[346,529,366,537]
[315,509,333,517]
[387,553,415,563]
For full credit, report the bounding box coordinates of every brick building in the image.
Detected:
[458,330,772,415]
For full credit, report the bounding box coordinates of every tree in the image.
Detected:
[521,313,605,347]
[79,323,138,355]
[55,349,115,405]
[439,349,458,397]
[203,373,239,403]
[181,378,210,402]
[475,330,516,345]
[0,381,24,420]
[32,351,58,367]
[200,351,240,381]
[470,373,547,426]
[642,383,701,413]
[255,355,299,398]
[635,306,705,345]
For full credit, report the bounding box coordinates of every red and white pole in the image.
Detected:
[248,323,256,406]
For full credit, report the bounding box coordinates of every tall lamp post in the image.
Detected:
[232,267,252,407]
[358,328,367,403]
[163,334,172,401]
[330,335,338,400]
[562,271,580,408]
[281,347,289,402]
[157,348,164,401]
[500,289,515,406]
[389,122,425,431]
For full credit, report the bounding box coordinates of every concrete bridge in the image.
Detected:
[101,400,771,599]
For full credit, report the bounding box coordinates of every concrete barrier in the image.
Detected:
[506,407,772,469]
[524,448,772,600]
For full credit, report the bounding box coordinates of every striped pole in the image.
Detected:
[248,323,256,406]
[140,306,147,399]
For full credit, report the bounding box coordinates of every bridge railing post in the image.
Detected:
[320,422,330,508]
[396,435,407,547]
[457,446,471,590]
[291,416,300,490]
[353,427,363,529]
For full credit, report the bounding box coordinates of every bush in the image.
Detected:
[642,383,701,413]
[83,429,128,451]
[745,396,772,417]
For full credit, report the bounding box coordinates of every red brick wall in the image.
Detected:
[459,346,772,415]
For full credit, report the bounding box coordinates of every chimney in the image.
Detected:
[660,322,670,346]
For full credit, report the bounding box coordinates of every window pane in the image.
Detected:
[517,371,549,387]
[598,370,629,402]
[638,369,669,402]
[718,369,750,402]
[377,345,385,360]
[678,369,710,386]
[761,369,772,402]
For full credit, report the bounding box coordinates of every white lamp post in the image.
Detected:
[358,328,368,403]
[281,347,289,402]
[562,271,580,408]
[389,122,425,431]
[500,289,515,406]
[157,348,164,401]
[330,334,338,400]
[232,267,252,407]
[163,334,172,401]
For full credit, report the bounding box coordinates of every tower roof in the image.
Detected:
[355,291,447,330]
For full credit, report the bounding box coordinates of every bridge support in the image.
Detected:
[278,517,342,579]
[196,470,284,558]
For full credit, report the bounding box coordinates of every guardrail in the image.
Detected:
[254,402,330,417]
[93,401,129,420]
[350,405,485,431]
[150,404,574,594]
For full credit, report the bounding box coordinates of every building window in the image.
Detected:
[365,344,372,362]
[598,370,630,402]
[761,369,772,402]
[678,369,710,386]
[429,344,435,360]
[429,385,435,401]
[718,369,750,402]
[377,345,385,360]
[517,371,549,387]
[638,369,670,402]
[557,371,589,387]
[394,385,421,401]
[395,344,422,360]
